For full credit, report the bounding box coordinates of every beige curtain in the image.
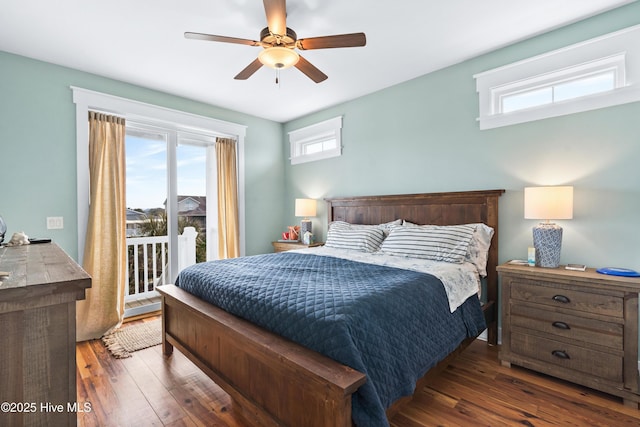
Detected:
[216,137,240,259]
[76,112,127,341]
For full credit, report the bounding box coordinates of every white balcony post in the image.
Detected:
[125,235,168,302]
[178,227,198,273]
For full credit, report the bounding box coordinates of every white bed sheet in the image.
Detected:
[291,246,482,313]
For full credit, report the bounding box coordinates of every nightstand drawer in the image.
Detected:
[511,332,623,382]
[511,304,623,351]
[511,280,623,318]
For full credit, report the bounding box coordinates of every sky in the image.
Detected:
[125,134,207,210]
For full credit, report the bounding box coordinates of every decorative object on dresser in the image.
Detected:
[272,240,323,253]
[295,198,317,237]
[597,267,640,277]
[524,186,573,268]
[498,263,640,408]
[0,243,91,427]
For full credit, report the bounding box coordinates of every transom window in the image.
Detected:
[301,132,338,155]
[501,68,617,113]
[475,24,640,130]
[289,116,342,165]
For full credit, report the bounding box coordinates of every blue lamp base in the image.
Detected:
[300,219,312,236]
[533,223,563,268]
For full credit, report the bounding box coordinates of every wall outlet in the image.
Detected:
[47,217,64,230]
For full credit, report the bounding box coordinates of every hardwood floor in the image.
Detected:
[76,321,640,426]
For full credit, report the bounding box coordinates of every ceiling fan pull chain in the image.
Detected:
[276,69,280,86]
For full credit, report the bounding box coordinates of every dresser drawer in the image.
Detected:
[510,279,623,318]
[510,332,623,383]
[511,303,623,351]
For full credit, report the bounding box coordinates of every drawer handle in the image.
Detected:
[552,295,571,304]
[552,321,571,330]
[552,350,570,360]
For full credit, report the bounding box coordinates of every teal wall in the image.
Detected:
[1,2,639,271]
[283,3,640,271]
[0,52,284,259]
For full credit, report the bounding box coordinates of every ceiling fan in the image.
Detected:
[185,0,366,83]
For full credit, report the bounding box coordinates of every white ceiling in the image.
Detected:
[0,0,635,122]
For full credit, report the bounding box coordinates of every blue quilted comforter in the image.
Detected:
[176,252,486,427]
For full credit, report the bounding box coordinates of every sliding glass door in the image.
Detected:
[124,123,218,301]
[176,133,219,263]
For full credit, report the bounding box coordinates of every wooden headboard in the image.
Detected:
[325,189,505,344]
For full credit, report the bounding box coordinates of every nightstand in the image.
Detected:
[497,263,640,408]
[272,241,323,253]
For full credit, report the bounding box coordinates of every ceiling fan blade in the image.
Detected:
[297,32,366,50]
[263,0,287,36]
[295,55,328,83]
[234,58,263,80]
[185,32,260,46]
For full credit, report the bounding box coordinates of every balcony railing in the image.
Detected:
[125,227,198,317]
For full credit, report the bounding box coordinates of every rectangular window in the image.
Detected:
[501,69,616,113]
[302,136,337,155]
[502,87,552,113]
[475,24,640,129]
[554,71,615,102]
[289,116,342,165]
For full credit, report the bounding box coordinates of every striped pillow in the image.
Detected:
[325,226,386,253]
[380,224,475,263]
[329,219,401,236]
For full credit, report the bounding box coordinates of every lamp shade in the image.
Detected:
[295,198,317,218]
[258,47,300,69]
[524,186,573,221]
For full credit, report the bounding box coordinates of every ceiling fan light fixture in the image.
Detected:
[258,46,299,69]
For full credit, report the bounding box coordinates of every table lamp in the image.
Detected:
[524,186,573,268]
[295,198,317,237]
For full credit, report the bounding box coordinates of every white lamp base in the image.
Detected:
[532,223,563,268]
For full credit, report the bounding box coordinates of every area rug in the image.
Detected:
[102,319,162,359]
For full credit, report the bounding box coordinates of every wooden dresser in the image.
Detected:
[0,243,91,427]
[498,263,640,407]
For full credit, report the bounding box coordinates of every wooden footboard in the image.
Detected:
[157,284,366,427]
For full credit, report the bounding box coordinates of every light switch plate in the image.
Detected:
[47,217,63,230]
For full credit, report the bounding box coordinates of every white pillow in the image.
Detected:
[380,224,475,263]
[325,226,386,253]
[464,223,494,277]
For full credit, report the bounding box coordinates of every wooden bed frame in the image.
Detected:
[158,189,504,427]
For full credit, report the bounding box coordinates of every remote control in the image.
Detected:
[28,238,52,244]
